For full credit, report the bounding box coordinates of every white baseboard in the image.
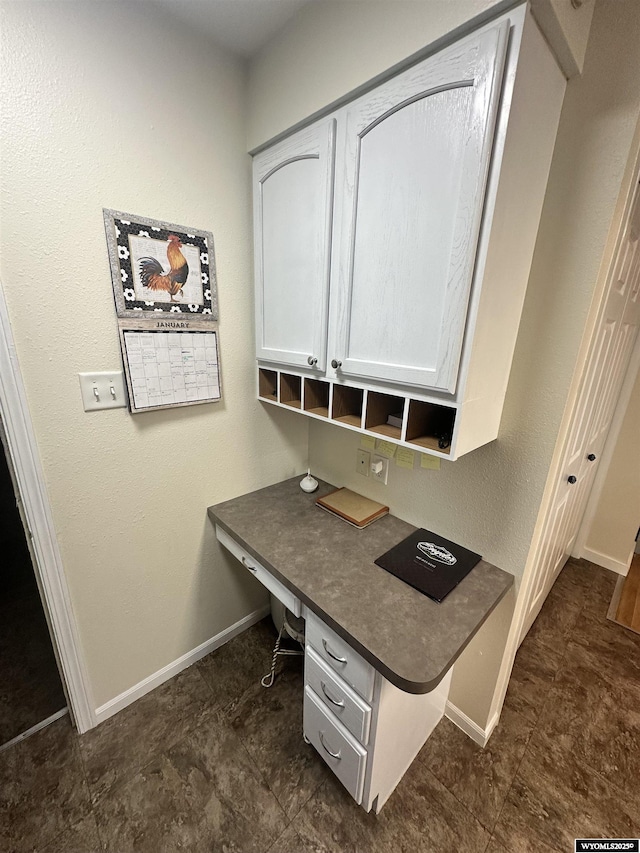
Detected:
[94,604,271,726]
[445,701,499,747]
[581,546,629,576]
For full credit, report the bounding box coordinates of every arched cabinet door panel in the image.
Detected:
[331,22,509,393]
[253,120,336,371]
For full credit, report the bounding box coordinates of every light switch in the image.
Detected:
[78,371,127,411]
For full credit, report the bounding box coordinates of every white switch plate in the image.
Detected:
[371,454,389,485]
[356,449,370,477]
[79,371,127,411]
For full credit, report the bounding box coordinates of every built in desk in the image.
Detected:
[208,476,513,811]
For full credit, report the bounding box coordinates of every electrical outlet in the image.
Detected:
[356,449,370,477]
[371,454,389,485]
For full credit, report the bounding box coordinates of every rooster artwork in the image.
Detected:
[138,234,189,303]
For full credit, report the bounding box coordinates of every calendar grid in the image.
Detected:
[123,330,221,412]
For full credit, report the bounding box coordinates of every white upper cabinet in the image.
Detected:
[331,23,508,393]
[253,120,336,370]
[253,6,568,459]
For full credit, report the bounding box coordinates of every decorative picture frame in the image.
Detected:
[103,209,218,320]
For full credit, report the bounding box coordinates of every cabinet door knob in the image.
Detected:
[307,356,318,367]
[587,453,596,462]
[331,359,342,369]
[567,475,577,484]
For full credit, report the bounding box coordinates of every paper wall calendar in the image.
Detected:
[121,329,221,413]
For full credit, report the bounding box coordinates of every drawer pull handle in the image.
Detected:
[321,682,345,708]
[241,556,257,574]
[322,639,347,664]
[319,732,341,760]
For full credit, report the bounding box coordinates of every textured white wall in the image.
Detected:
[248,0,503,150]
[0,0,307,708]
[530,0,595,76]
[248,0,640,727]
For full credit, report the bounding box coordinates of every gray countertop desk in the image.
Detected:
[208,476,513,694]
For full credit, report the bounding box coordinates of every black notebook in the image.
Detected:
[374,529,482,603]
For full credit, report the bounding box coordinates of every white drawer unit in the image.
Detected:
[215,525,301,617]
[305,645,372,745]
[304,609,454,813]
[304,685,368,805]
[305,610,375,702]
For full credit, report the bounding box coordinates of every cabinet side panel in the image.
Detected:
[460,13,566,415]
[363,668,452,813]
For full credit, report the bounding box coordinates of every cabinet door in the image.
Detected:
[253,120,335,371]
[331,23,508,393]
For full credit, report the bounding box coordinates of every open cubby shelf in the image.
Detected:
[304,378,330,418]
[258,368,456,457]
[406,399,455,455]
[332,385,364,428]
[258,368,278,402]
[280,373,302,408]
[367,424,402,439]
[365,391,405,440]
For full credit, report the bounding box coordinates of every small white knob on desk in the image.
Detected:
[300,469,318,493]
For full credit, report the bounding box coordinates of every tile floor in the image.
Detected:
[2,559,639,852]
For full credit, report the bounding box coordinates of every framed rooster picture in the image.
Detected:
[103,209,218,319]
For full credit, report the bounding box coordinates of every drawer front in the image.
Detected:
[305,646,371,745]
[306,611,374,702]
[216,525,301,617]
[304,686,367,805]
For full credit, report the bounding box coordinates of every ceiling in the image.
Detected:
[153,0,314,58]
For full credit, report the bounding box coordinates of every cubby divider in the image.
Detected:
[331,385,364,428]
[405,400,456,454]
[304,378,330,418]
[364,392,405,440]
[258,368,278,401]
[280,373,302,408]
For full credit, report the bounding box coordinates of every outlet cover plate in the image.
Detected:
[356,449,370,477]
